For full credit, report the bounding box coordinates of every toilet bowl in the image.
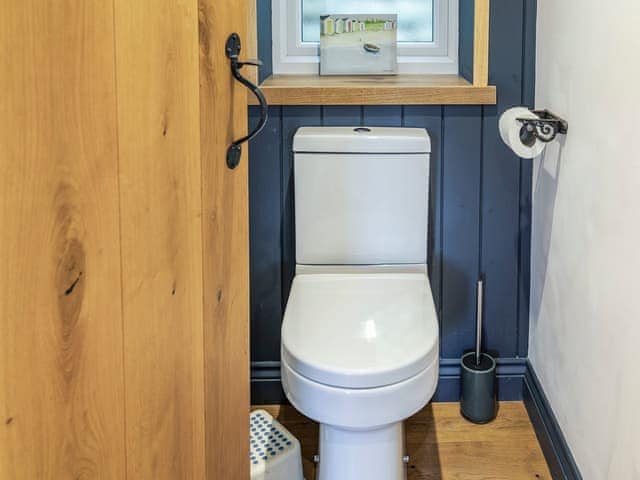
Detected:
[281,127,439,480]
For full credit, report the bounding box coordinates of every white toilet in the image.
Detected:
[281,126,439,480]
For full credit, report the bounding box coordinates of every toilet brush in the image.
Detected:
[475,279,483,367]
[460,278,497,424]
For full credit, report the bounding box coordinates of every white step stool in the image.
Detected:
[250,409,304,480]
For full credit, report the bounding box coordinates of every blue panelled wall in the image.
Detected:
[249,0,537,404]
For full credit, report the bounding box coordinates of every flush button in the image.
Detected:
[353,127,371,133]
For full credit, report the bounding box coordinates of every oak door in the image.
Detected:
[0,0,249,478]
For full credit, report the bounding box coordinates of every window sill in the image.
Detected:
[248,74,496,106]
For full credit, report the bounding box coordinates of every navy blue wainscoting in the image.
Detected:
[249,0,537,404]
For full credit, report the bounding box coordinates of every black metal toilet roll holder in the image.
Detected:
[517,109,568,146]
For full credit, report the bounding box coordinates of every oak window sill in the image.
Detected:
[248,74,496,106]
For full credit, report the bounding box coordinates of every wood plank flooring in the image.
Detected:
[255,402,552,480]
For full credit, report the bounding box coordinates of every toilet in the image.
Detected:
[280,127,440,480]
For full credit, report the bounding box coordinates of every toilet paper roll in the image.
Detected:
[499,107,546,159]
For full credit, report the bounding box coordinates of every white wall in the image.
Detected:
[531,1,640,478]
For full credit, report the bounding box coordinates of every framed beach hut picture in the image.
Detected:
[319,14,398,75]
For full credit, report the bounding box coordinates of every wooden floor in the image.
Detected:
[255,402,552,480]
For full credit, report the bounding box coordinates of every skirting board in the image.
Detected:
[251,357,527,404]
[252,359,583,480]
[524,361,583,480]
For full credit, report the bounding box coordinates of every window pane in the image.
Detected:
[302,0,434,43]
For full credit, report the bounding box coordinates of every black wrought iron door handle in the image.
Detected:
[225,33,269,169]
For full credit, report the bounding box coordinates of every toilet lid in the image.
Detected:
[281,273,439,389]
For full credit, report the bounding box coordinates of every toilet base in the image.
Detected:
[317,422,406,480]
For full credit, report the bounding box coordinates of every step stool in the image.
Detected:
[250,409,304,480]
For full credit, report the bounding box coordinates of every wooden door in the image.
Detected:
[199,1,251,478]
[0,1,126,477]
[0,0,249,478]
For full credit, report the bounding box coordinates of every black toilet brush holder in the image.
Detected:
[460,279,497,424]
[460,351,497,423]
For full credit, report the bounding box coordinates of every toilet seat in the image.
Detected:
[281,354,438,430]
[281,272,439,389]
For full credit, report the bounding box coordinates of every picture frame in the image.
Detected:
[319,14,398,76]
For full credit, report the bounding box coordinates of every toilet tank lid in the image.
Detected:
[293,126,431,154]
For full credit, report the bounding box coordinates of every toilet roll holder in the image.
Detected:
[516,109,568,146]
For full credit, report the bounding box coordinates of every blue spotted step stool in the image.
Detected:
[250,409,304,480]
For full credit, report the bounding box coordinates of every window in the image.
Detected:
[273,0,458,74]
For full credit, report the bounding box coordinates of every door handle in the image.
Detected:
[225,33,269,170]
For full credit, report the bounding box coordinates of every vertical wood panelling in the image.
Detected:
[518,0,537,357]
[250,106,284,362]
[114,0,206,477]
[403,106,445,321]
[280,107,322,305]
[250,0,536,403]
[0,1,126,477]
[480,0,524,357]
[363,106,403,126]
[199,0,251,478]
[441,106,483,358]
[322,106,363,126]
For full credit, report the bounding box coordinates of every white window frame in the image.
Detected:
[272,0,459,75]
